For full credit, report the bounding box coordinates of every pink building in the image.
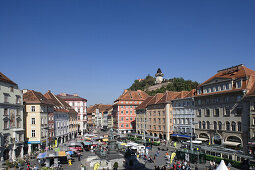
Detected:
[58,93,87,135]
[113,90,149,134]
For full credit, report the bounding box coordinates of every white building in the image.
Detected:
[58,93,87,135]
[0,72,24,162]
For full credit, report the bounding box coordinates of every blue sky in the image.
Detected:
[1,0,255,106]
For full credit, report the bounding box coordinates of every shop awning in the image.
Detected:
[197,137,209,141]
[171,134,191,138]
[223,141,241,146]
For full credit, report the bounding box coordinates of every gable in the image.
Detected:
[202,77,232,86]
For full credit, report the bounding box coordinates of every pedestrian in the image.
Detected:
[78,152,81,161]
[195,164,198,170]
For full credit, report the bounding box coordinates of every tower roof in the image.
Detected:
[157,68,162,74]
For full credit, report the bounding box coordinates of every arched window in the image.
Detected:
[218,121,222,130]
[238,122,241,131]
[199,121,201,129]
[214,121,217,130]
[226,121,230,131]
[207,121,210,129]
[232,122,236,131]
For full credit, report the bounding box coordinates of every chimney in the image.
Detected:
[22,89,28,94]
[48,90,51,93]
[123,89,128,94]
[73,93,78,96]
[137,90,142,92]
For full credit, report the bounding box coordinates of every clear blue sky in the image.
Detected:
[1,0,255,106]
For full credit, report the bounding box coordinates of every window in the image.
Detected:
[218,121,222,130]
[121,111,123,114]
[31,106,35,112]
[158,111,160,116]
[4,120,9,129]
[225,108,230,116]
[126,111,128,114]
[32,130,36,137]
[32,118,35,124]
[214,108,219,117]
[214,121,217,130]
[236,107,242,116]
[121,117,123,121]
[78,109,80,112]
[237,96,242,102]
[226,84,229,90]
[154,118,156,123]
[226,122,230,131]
[205,109,210,117]
[207,121,210,129]
[121,106,123,108]
[197,109,201,117]
[17,119,21,128]
[163,118,165,123]
[126,124,129,128]
[4,108,8,116]
[158,118,161,124]
[202,121,206,129]
[199,121,201,129]
[16,96,21,104]
[130,117,133,121]
[16,109,21,116]
[158,126,161,130]
[253,117,255,125]
[232,122,236,131]
[10,86,14,92]
[126,117,129,120]
[238,122,241,131]
[236,80,241,88]
[4,94,9,103]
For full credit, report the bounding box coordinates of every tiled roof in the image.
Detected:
[99,105,112,113]
[136,96,154,110]
[185,89,196,98]
[198,65,255,87]
[157,91,180,104]
[247,75,255,96]
[87,105,98,113]
[57,93,87,102]
[147,93,164,105]
[23,90,53,105]
[44,90,75,114]
[0,72,17,85]
[175,91,190,99]
[115,90,149,102]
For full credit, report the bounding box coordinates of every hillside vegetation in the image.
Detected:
[128,75,199,96]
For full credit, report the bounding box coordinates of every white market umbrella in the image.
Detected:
[216,160,228,170]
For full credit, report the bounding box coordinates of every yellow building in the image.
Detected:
[23,90,53,154]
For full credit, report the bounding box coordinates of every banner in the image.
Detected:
[170,152,176,164]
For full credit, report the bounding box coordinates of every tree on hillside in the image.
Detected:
[128,75,199,96]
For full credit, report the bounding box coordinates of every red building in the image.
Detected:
[113,90,149,134]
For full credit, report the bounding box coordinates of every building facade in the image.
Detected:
[195,64,255,154]
[44,91,70,146]
[172,90,195,136]
[0,72,24,162]
[136,96,153,135]
[57,93,87,135]
[113,90,149,134]
[23,90,53,154]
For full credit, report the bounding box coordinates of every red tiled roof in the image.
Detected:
[0,72,17,85]
[175,91,190,99]
[147,93,164,105]
[57,93,87,102]
[247,75,255,96]
[136,96,154,110]
[44,90,76,114]
[157,91,180,104]
[198,65,255,87]
[23,90,53,105]
[115,90,149,102]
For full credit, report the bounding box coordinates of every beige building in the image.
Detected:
[195,64,255,155]
[23,90,53,154]
[136,91,179,141]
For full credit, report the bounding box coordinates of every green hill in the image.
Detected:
[128,75,199,96]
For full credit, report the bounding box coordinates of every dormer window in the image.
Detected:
[226,84,230,90]
[208,88,211,93]
[236,80,241,88]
